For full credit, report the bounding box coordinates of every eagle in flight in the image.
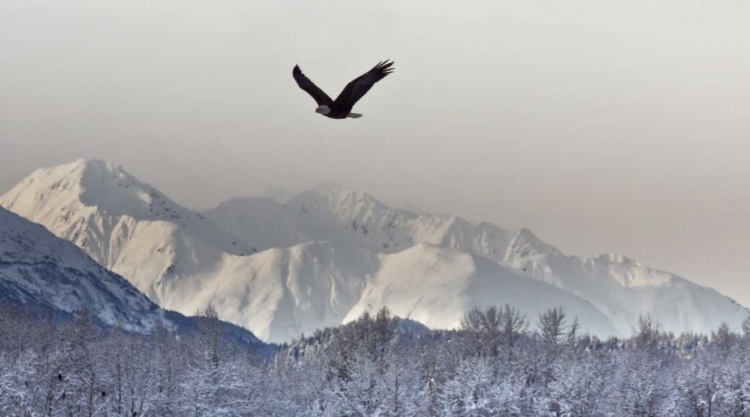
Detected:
[293,60,395,119]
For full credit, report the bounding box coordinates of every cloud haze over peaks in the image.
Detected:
[1,0,750,304]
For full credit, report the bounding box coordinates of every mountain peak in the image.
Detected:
[1,158,254,304]
[598,252,641,266]
[1,158,192,223]
[261,184,296,203]
[57,157,127,183]
[72,156,115,169]
[312,184,381,205]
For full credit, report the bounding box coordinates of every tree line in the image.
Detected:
[2,301,750,416]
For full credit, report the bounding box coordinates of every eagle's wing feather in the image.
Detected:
[332,60,394,113]
[293,65,333,106]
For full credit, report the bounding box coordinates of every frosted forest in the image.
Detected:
[2,303,750,417]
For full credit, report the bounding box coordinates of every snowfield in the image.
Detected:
[0,205,263,347]
[0,206,162,330]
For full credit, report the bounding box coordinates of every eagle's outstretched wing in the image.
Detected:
[332,60,394,113]
[293,65,333,106]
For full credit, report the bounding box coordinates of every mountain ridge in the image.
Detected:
[207,183,748,336]
[2,158,746,342]
[0,204,265,348]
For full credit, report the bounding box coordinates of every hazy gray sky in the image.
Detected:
[2,0,750,304]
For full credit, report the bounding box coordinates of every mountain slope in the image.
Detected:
[167,241,380,343]
[206,185,561,261]
[0,161,617,342]
[0,205,264,347]
[141,239,617,343]
[0,158,253,303]
[207,185,749,336]
[0,205,163,330]
[3,159,747,342]
[344,244,615,336]
[517,251,748,336]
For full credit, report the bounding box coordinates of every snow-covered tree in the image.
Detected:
[3,299,750,416]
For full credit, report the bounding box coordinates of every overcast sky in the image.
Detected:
[2,0,750,304]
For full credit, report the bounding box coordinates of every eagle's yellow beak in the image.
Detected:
[314,108,320,114]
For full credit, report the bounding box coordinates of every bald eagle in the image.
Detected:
[293,60,395,119]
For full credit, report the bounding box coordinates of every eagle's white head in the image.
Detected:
[315,105,330,115]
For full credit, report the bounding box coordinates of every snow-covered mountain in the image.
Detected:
[0,204,163,330]
[206,185,749,337]
[206,185,561,261]
[134,238,614,342]
[0,205,264,347]
[342,243,614,335]
[0,158,254,301]
[2,158,746,342]
[514,251,748,339]
[0,174,615,341]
